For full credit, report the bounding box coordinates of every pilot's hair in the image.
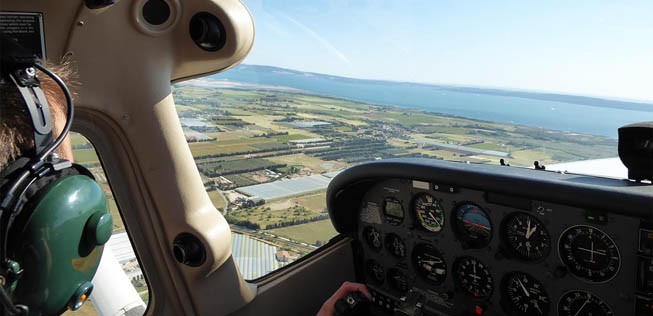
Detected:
[0,61,77,169]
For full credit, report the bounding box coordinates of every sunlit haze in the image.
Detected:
[243,1,653,101]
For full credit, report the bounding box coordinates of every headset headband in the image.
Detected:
[1,33,55,156]
[0,33,76,215]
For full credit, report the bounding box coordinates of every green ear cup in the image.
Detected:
[10,174,111,315]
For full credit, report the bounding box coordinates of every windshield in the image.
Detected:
[174,1,653,279]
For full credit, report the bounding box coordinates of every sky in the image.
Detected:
[241,1,653,102]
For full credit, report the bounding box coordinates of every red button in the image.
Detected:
[474,305,484,315]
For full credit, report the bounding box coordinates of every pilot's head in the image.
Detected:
[0,59,111,315]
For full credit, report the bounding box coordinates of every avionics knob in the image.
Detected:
[334,291,370,316]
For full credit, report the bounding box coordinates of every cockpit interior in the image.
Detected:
[1,1,653,316]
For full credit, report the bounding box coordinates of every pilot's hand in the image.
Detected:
[316,281,372,316]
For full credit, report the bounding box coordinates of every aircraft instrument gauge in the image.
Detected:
[500,271,550,316]
[363,226,383,251]
[453,203,492,248]
[366,260,385,285]
[453,256,493,298]
[557,290,614,316]
[383,198,404,226]
[501,212,551,261]
[558,225,621,283]
[385,233,406,258]
[387,268,409,293]
[413,193,445,232]
[412,243,447,284]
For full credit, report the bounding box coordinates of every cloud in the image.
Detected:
[271,9,352,65]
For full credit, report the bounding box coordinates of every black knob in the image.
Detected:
[334,291,370,316]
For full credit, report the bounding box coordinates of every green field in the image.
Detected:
[268,219,338,245]
[289,192,327,212]
[70,133,90,147]
[207,190,227,210]
[197,158,284,176]
[73,148,100,165]
[223,173,258,187]
[268,154,343,173]
[189,142,255,157]
[228,204,324,229]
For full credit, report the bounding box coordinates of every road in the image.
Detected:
[230,225,317,254]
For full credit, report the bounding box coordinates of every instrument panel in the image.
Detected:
[326,159,653,316]
[357,178,641,316]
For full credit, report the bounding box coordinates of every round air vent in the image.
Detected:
[172,233,206,267]
[132,0,181,36]
[189,12,227,52]
[143,0,170,25]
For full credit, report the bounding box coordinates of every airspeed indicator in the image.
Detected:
[413,193,445,233]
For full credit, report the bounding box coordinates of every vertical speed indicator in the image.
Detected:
[500,271,550,316]
[453,256,494,298]
[413,193,445,233]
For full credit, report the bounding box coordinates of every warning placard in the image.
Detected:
[0,12,46,59]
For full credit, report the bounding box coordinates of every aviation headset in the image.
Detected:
[0,35,112,315]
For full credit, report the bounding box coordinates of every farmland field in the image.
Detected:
[268,220,337,246]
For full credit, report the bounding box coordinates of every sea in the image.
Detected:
[210,65,653,139]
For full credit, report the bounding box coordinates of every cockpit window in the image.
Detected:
[176,1,653,279]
